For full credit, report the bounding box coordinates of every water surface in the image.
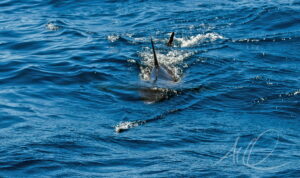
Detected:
[0,0,299,177]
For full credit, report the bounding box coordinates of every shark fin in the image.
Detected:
[167,32,175,46]
[151,38,159,68]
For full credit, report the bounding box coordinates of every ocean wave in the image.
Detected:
[1,0,300,177]
[0,65,113,85]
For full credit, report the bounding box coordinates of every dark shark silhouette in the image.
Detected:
[150,36,178,83]
[139,33,179,103]
[167,32,175,46]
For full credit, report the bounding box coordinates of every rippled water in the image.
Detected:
[0,0,299,177]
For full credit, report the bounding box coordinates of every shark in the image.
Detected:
[139,32,179,103]
[150,36,178,83]
[167,32,175,46]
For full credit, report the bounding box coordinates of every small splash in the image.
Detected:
[115,121,145,133]
[177,33,224,47]
[125,33,133,38]
[127,59,136,64]
[46,23,59,31]
[107,35,120,42]
[290,89,300,96]
[189,25,195,30]
[294,90,300,96]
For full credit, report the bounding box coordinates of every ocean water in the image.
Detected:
[0,0,299,177]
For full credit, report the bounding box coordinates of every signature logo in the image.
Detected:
[214,129,289,170]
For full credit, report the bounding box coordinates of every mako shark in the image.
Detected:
[150,35,177,82]
[139,32,179,103]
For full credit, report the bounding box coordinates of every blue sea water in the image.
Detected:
[0,0,300,177]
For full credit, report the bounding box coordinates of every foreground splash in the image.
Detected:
[116,107,181,133]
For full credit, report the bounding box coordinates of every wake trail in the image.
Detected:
[115,98,200,133]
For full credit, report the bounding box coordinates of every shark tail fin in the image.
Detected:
[151,38,159,68]
[167,32,175,46]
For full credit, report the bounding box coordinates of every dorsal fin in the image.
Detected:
[151,38,159,68]
[167,32,175,46]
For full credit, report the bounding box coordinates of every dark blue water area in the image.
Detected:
[0,0,300,177]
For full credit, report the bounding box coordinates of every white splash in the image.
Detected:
[46,23,59,31]
[177,33,224,47]
[115,121,145,133]
[127,59,136,63]
[107,35,119,42]
[293,89,300,96]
